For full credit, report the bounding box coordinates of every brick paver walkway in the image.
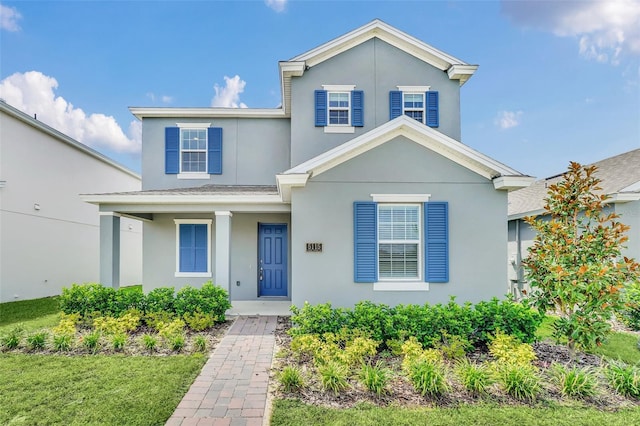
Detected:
[166,316,277,426]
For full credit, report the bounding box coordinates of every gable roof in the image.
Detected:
[279,20,478,115]
[277,115,533,201]
[508,148,640,219]
[0,100,140,180]
[130,20,477,120]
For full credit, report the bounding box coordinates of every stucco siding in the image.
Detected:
[290,38,461,167]
[143,212,290,300]
[141,117,290,190]
[0,108,142,302]
[290,137,506,307]
[616,201,640,260]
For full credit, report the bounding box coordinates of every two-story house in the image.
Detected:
[85,20,533,308]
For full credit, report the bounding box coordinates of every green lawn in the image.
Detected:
[0,290,206,425]
[271,399,640,426]
[536,315,640,364]
[0,353,206,426]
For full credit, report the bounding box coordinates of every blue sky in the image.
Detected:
[1,0,638,178]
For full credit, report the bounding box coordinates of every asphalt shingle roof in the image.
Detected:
[508,149,640,217]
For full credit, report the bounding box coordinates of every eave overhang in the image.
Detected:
[129,107,287,120]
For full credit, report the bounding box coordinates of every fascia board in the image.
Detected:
[82,194,284,205]
[620,180,640,193]
[290,20,469,77]
[508,209,546,221]
[609,192,640,203]
[493,176,536,191]
[129,107,287,120]
[285,116,524,181]
[276,173,310,202]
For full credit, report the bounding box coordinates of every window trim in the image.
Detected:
[174,219,212,278]
[175,123,211,177]
[396,86,431,125]
[322,85,356,133]
[371,194,431,292]
[377,203,422,282]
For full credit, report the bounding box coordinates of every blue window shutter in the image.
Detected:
[424,201,448,282]
[207,127,223,174]
[426,91,439,127]
[389,91,402,120]
[351,90,364,127]
[314,90,327,126]
[179,224,208,272]
[354,202,377,283]
[165,127,179,174]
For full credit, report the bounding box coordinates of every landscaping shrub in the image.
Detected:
[193,335,207,352]
[488,331,537,365]
[455,359,494,395]
[82,331,102,353]
[110,286,145,316]
[183,311,216,331]
[60,283,116,316]
[1,325,24,350]
[141,333,158,352]
[110,333,127,351]
[495,363,541,401]
[359,362,389,396]
[619,281,640,331]
[145,287,175,313]
[606,361,640,398]
[26,331,48,351]
[289,298,541,350]
[92,312,140,335]
[407,358,449,397]
[279,365,305,393]
[52,313,80,335]
[318,361,349,394]
[52,334,72,352]
[551,364,598,398]
[197,282,232,320]
[289,302,349,336]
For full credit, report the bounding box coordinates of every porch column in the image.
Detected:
[215,211,232,293]
[99,212,120,289]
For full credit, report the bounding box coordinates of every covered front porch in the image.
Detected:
[83,185,292,302]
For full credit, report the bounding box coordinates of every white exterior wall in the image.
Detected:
[0,105,142,302]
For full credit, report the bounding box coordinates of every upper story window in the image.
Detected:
[315,85,364,134]
[390,86,439,128]
[165,124,223,178]
[181,129,207,173]
[403,93,425,123]
[328,92,350,125]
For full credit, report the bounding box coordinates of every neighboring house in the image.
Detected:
[85,20,533,308]
[0,100,142,303]
[508,149,640,298]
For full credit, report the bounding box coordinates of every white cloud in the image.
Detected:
[495,110,523,129]
[265,0,287,13]
[502,0,640,65]
[1,4,22,32]
[211,75,248,108]
[0,71,141,153]
[146,92,173,104]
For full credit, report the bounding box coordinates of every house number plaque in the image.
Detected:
[306,243,323,253]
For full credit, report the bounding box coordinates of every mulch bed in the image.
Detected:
[1,320,232,356]
[271,316,640,410]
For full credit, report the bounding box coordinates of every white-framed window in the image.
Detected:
[328,92,350,125]
[180,128,207,173]
[403,93,425,123]
[174,219,212,278]
[377,204,421,280]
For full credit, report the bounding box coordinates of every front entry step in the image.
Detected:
[226,300,291,316]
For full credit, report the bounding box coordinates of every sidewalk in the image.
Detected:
[166,316,278,426]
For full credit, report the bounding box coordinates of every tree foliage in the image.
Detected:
[523,162,640,354]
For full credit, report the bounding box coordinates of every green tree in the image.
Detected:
[523,162,640,356]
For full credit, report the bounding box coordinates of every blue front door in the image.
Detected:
[258,223,288,297]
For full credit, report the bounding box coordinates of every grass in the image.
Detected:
[0,296,60,333]
[0,289,205,425]
[0,353,206,425]
[536,315,640,365]
[271,399,640,426]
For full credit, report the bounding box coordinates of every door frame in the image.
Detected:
[257,222,289,298]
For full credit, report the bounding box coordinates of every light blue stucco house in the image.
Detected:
[85,20,534,308]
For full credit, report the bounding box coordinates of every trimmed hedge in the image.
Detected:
[289,297,543,349]
[60,282,230,322]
